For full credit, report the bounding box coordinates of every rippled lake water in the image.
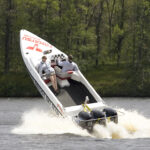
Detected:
[1,97,150,150]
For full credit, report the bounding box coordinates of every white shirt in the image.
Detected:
[58,60,78,72]
[38,61,54,77]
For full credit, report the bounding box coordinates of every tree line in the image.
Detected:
[0,0,150,96]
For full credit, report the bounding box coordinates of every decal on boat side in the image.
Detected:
[26,44,42,52]
[22,34,53,49]
[57,104,63,114]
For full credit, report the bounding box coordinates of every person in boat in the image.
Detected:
[58,55,78,72]
[55,55,78,77]
[38,56,59,94]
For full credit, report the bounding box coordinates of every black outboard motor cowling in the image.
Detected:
[90,110,106,126]
[103,108,118,124]
[78,111,93,131]
[78,111,92,120]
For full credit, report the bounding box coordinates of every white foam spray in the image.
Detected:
[12,108,150,139]
[12,109,90,136]
[93,108,150,139]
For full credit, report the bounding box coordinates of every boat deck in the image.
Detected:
[51,79,97,107]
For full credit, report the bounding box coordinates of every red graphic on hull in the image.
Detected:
[57,104,63,114]
[26,44,42,52]
[22,34,52,49]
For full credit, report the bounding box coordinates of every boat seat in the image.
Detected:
[43,78,52,87]
[44,78,51,84]
[43,71,73,88]
[56,71,73,80]
[41,74,52,87]
[55,70,74,88]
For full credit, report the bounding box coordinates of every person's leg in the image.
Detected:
[53,74,58,91]
[50,75,57,92]
[50,74,58,92]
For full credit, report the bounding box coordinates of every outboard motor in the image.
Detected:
[78,111,93,131]
[90,110,106,126]
[103,108,118,124]
[78,111,92,120]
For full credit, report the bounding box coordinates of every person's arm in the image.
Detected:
[57,60,64,67]
[46,62,55,73]
[46,61,51,69]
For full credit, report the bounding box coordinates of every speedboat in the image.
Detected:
[20,29,118,132]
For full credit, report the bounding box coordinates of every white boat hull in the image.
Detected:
[20,30,118,131]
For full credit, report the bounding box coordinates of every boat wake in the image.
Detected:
[12,109,90,136]
[12,108,150,139]
[93,108,150,139]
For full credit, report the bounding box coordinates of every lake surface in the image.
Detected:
[1,97,150,150]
